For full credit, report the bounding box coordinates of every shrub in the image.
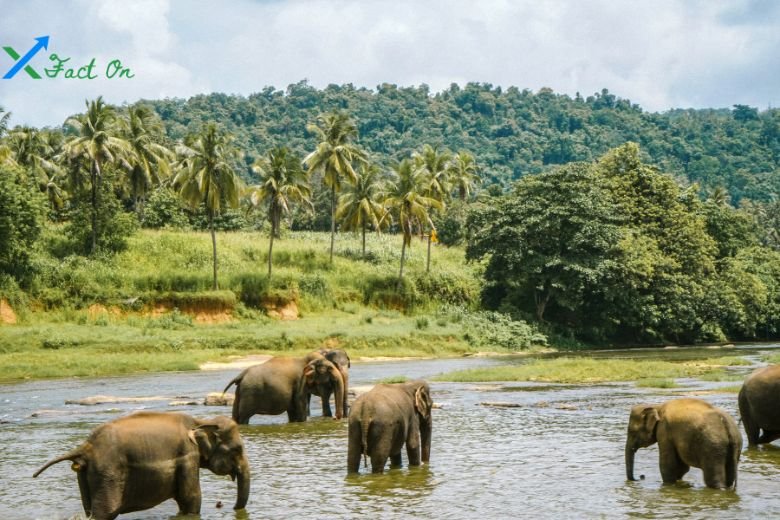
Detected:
[142,187,190,229]
[0,165,45,284]
[363,275,421,311]
[461,310,547,351]
[414,271,477,305]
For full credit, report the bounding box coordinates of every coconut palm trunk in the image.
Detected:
[362,221,367,258]
[330,185,336,263]
[208,212,218,290]
[426,232,432,273]
[90,160,101,253]
[398,237,407,289]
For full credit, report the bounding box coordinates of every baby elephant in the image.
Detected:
[33,412,250,520]
[348,380,433,474]
[625,398,741,489]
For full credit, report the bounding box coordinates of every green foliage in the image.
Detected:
[0,165,45,284]
[145,84,780,204]
[460,310,547,351]
[362,274,420,310]
[142,187,190,229]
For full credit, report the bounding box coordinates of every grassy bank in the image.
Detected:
[433,356,751,385]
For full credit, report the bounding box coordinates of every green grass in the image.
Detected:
[433,356,748,384]
[764,353,780,364]
[377,376,410,384]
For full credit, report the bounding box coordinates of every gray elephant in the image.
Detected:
[223,352,344,424]
[347,380,433,474]
[739,364,780,446]
[33,412,250,520]
[625,398,741,489]
[308,348,351,417]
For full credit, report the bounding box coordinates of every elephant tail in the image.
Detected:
[361,416,371,468]
[222,372,244,395]
[33,448,85,477]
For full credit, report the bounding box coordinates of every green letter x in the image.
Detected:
[3,46,41,79]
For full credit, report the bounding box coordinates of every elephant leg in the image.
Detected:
[658,445,688,484]
[347,421,363,473]
[77,470,92,517]
[739,390,760,447]
[370,451,389,474]
[174,464,202,515]
[390,453,403,468]
[406,428,421,467]
[702,456,729,489]
[321,392,333,417]
[287,404,306,423]
[89,486,123,520]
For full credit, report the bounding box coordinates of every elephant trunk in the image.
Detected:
[625,442,638,481]
[332,366,345,420]
[234,458,250,510]
[421,415,432,463]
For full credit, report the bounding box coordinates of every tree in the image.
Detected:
[413,144,451,272]
[7,127,65,213]
[173,123,241,290]
[304,111,366,263]
[449,151,480,201]
[248,146,311,278]
[0,164,44,284]
[384,159,441,286]
[467,162,622,323]
[64,97,132,254]
[335,162,388,258]
[120,105,173,220]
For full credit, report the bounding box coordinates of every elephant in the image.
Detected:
[308,348,351,418]
[223,353,344,424]
[625,398,741,489]
[347,380,433,474]
[738,364,780,446]
[32,412,250,520]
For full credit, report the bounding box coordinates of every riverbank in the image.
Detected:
[0,308,546,382]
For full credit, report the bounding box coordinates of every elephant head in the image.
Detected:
[408,380,434,462]
[625,404,660,481]
[301,355,345,419]
[191,416,250,510]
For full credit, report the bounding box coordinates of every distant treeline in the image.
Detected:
[145,82,780,202]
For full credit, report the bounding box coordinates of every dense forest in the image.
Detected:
[146,82,780,202]
[3,83,780,347]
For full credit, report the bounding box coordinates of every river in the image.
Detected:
[2,346,780,519]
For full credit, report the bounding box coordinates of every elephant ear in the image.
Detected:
[190,423,220,461]
[414,384,433,419]
[640,406,660,437]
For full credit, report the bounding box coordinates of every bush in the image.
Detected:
[363,275,421,311]
[150,291,237,311]
[414,271,477,305]
[134,273,213,292]
[461,310,547,351]
[142,187,190,229]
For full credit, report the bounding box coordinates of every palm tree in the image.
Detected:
[384,159,442,287]
[0,106,15,167]
[336,162,388,258]
[248,146,312,278]
[8,127,63,193]
[304,111,366,263]
[120,105,173,220]
[64,97,132,254]
[449,151,480,201]
[413,144,451,272]
[173,123,241,290]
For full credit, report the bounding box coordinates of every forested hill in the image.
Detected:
[145,82,780,202]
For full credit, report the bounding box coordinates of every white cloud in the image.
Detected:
[0,0,778,127]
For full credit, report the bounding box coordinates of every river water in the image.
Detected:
[2,346,780,519]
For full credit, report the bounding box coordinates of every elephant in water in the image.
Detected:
[739,364,780,446]
[223,352,345,424]
[347,380,433,474]
[308,348,351,417]
[33,412,250,520]
[625,398,741,489]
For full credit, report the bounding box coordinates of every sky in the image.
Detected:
[0,0,778,128]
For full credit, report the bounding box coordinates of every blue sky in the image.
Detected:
[0,0,778,127]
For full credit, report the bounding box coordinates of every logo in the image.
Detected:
[3,36,134,80]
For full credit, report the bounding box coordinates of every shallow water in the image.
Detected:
[2,347,780,519]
